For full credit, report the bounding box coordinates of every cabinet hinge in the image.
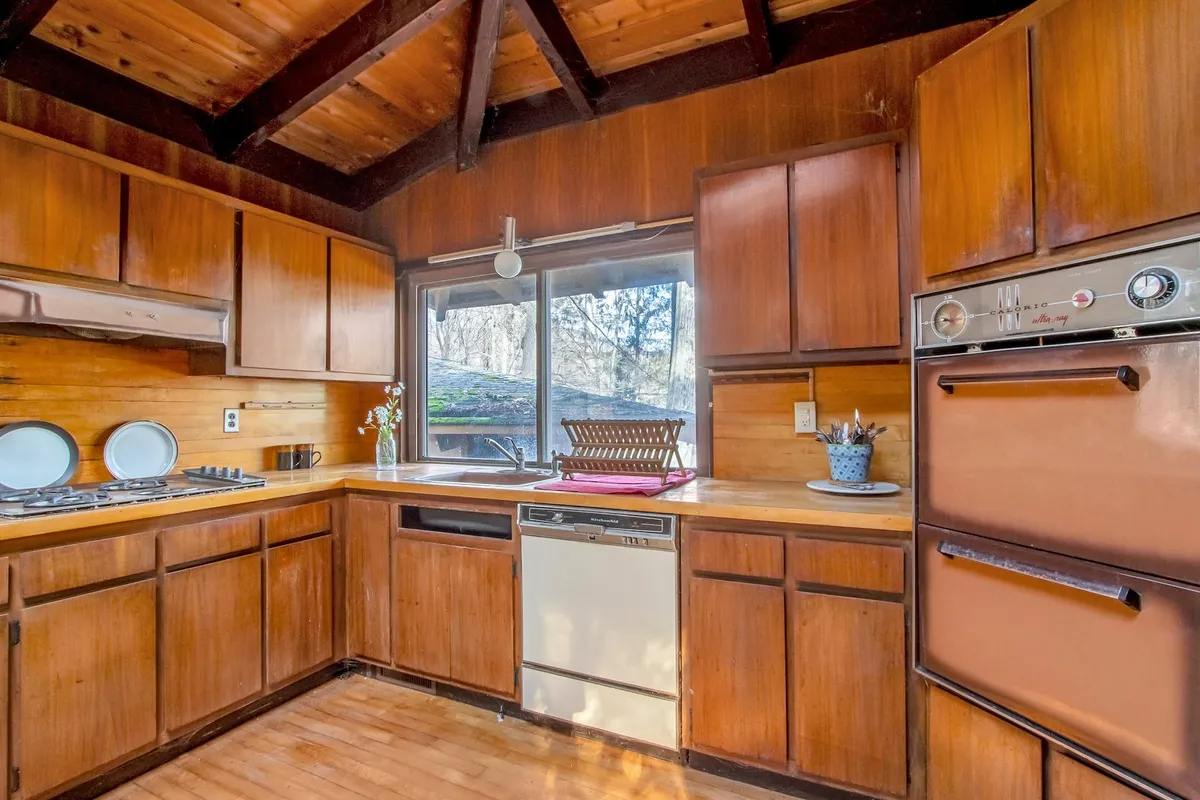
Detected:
[895,150,901,172]
[11,767,19,793]
[9,621,18,647]
[512,562,518,579]
[514,668,520,686]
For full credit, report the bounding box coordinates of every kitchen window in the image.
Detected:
[415,236,696,467]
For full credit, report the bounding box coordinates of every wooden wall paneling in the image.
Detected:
[239,213,330,373]
[1048,751,1148,800]
[20,531,156,599]
[123,178,237,300]
[792,592,907,796]
[18,580,158,798]
[265,535,334,687]
[329,240,397,377]
[927,686,1042,800]
[1036,0,1200,249]
[161,515,261,568]
[162,553,263,733]
[392,537,453,677]
[0,131,120,281]
[346,496,393,663]
[792,142,900,350]
[789,538,904,594]
[449,546,515,695]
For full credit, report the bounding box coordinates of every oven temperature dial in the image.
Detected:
[1127,267,1179,310]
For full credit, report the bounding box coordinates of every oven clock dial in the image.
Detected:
[930,299,968,340]
[1127,267,1179,310]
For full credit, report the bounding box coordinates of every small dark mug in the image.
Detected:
[295,443,322,469]
[275,445,300,471]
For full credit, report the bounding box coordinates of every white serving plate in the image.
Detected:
[104,420,179,480]
[807,479,901,497]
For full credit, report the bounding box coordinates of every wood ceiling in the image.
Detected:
[0,0,1029,209]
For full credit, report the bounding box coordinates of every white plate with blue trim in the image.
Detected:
[807,479,900,496]
[104,420,179,480]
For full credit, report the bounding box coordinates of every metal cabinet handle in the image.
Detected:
[937,365,1140,394]
[937,541,1141,611]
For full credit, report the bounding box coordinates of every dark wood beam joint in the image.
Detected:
[347,117,457,209]
[508,0,601,118]
[0,0,59,66]
[741,0,776,75]
[456,0,504,171]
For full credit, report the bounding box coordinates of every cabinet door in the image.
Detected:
[0,134,120,281]
[928,687,1041,800]
[163,554,263,732]
[124,178,236,300]
[793,592,906,796]
[240,213,328,372]
[793,144,900,350]
[450,547,514,695]
[19,581,157,798]
[392,538,452,677]
[697,165,792,358]
[347,497,392,663]
[1049,752,1147,800]
[1037,0,1200,248]
[329,240,396,376]
[687,576,787,766]
[916,29,1033,277]
[266,536,333,687]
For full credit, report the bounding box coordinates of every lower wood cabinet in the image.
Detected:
[927,686,1041,800]
[266,535,334,687]
[18,581,157,798]
[347,496,393,663]
[162,554,263,732]
[1049,751,1148,800]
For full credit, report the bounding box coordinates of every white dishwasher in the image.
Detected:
[518,503,679,750]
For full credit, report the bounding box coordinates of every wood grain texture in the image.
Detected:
[687,575,787,767]
[792,592,906,795]
[19,580,158,798]
[927,686,1042,800]
[20,531,155,598]
[329,239,397,376]
[0,556,9,604]
[123,177,237,300]
[793,142,900,350]
[346,495,392,663]
[239,212,330,373]
[162,554,264,732]
[688,529,784,580]
[712,365,911,484]
[162,515,261,568]
[264,500,333,546]
[450,545,514,695]
[1049,751,1148,800]
[266,535,334,687]
[456,0,505,170]
[0,130,120,280]
[916,27,1032,277]
[392,536,453,677]
[697,164,792,358]
[1037,0,1200,248]
[789,538,904,594]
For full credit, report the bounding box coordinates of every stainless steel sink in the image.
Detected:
[409,469,552,486]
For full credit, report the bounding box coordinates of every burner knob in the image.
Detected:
[200,466,212,475]
[233,468,243,479]
[220,466,231,478]
[1071,288,1095,309]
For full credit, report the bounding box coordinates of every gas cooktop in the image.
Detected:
[0,467,267,519]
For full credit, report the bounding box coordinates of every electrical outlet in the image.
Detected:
[223,409,240,433]
[794,401,817,434]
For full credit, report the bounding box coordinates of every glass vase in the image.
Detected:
[375,430,398,470]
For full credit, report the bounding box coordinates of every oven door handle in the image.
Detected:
[936,365,1140,394]
[937,541,1141,611]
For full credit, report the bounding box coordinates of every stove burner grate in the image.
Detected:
[1,486,75,504]
[100,478,169,491]
[23,489,111,509]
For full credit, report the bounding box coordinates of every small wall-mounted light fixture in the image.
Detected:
[493,216,523,279]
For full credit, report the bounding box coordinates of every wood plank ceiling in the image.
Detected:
[0,0,1032,209]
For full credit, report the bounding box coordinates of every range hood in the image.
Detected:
[0,276,228,344]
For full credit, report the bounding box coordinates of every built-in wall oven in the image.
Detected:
[914,238,1200,800]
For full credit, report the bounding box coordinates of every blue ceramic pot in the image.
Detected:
[826,443,873,483]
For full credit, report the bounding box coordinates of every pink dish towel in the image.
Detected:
[535,469,697,497]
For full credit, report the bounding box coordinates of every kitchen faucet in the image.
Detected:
[484,437,529,471]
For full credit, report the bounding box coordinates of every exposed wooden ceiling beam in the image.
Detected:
[212,0,469,162]
[456,0,504,171]
[347,117,457,207]
[741,0,776,75]
[508,0,601,117]
[0,0,59,66]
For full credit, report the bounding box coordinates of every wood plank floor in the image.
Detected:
[101,676,796,800]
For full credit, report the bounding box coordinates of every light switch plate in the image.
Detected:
[794,401,817,434]
[223,409,240,433]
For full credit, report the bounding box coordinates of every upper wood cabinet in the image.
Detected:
[239,213,329,373]
[0,133,120,281]
[793,143,900,350]
[329,239,397,376]
[124,178,236,300]
[927,686,1042,800]
[915,28,1033,279]
[1036,0,1200,248]
[697,165,792,358]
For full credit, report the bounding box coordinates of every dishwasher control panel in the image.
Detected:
[519,504,677,545]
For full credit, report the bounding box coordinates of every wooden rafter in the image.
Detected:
[741,0,776,75]
[456,0,505,171]
[211,0,470,162]
[508,0,601,117]
[0,0,58,65]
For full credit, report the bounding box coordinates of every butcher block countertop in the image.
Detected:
[0,463,913,543]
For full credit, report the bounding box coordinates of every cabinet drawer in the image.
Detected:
[21,532,155,598]
[163,515,261,567]
[265,501,332,545]
[920,526,1200,799]
[790,538,904,594]
[689,530,783,580]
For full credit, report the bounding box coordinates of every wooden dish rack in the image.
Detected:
[554,419,687,484]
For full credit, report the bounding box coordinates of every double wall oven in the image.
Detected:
[914,239,1200,800]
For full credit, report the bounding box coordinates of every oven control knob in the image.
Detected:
[1127,267,1179,309]
[1131,273,1165,300]
[1071,288,1095,309]
[219,466,231,478]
